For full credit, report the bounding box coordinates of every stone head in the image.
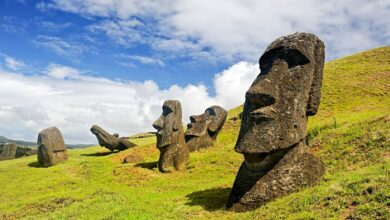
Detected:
[90,125,117,148]
[235,32,325,155]
[185,105,227,151]
[153,100,183,148]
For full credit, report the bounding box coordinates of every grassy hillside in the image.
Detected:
[0,47,389,220]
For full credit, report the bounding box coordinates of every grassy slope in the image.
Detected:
[0,47,389,220]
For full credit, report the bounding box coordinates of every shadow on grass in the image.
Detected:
[134,161,158,170]
[28,161,44,168]
[81,151,115,157]
[185,187,231,211]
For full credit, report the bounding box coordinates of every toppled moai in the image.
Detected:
[0,143,17,161]
[90,125,136,152]
[37,127,68,167]
[227,32,325,212]
[185,105,227,151]
[153,100,189,172]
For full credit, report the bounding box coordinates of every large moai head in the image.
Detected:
[227,33,325,211]
[153,100,183,149]
[90,125,135,152]
[185,105,227,151]
[235,32,325,155]
[153,100,189,172]
[37,127,68,167]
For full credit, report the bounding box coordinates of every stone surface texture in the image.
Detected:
[37,127,68,167]
[185,105,227,151]
[227,32,325,211]
[0,144,37,160]
[0,143,17,160]
[153,100,189,172]
[90,125,136,152]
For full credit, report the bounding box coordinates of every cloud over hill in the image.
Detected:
[0,61,258,143]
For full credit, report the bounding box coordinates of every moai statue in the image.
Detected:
[37,127,68,167]
[153,100,189,172]
[185,105,227,151]
[0,143,17,160]
[90,125,136,152]
[227,33,325,211]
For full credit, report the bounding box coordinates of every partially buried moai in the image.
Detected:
[153,100,189,172]
[227,32,325,211]
[37,127,68,167]
[90,125,136,152]
[185,105,227,152]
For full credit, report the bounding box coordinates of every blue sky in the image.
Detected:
[0,0,226,89]
[0,0,388,143]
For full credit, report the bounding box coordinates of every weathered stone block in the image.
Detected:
[37,127,68,167]
[0,143,17,160]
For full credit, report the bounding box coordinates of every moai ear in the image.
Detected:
[208,107,227,133]
[209,116,225,132]
[172,101,182,130]
[306,38,325,116]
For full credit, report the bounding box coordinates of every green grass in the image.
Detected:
[0,47,389,219]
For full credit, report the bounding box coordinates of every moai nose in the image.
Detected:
[153,116,164,131]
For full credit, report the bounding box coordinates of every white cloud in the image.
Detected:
[87,19,144,46]
[36,0,173,19]
[46,64,80,79]
[3,56,26,70]
[46,63,113,83]
[32,35,91,58]
[38,0,390,61]
[0,61,258,143]
[40,21,73,31]
[214,61,259,106]
[120,55,165,66]
[1,16,28,33]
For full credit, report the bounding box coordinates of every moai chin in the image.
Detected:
[227,32,325,212]
[153,100,189,172]
[185,105,227,152]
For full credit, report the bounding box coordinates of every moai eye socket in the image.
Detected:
[163,106,173,116]
[206,108,217,116]
[245,92,275,110]
[259,47,310,73]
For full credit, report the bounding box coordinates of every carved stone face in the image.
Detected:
[185,105,227,151]
[153,100,183,148]
[227,33,325,211]
[235,33,325,155]
[90,125,135,151]
[90,125,118,149]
